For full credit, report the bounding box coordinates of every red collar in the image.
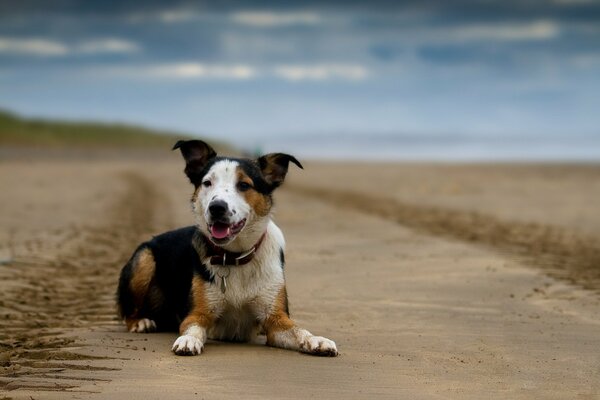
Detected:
[201,231,267,266]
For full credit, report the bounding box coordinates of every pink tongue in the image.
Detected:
[211,223,230,239]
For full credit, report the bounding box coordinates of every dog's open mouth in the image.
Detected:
[209,218,246,241]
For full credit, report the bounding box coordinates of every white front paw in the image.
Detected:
[301,336,338,357]
[172,335,204,356]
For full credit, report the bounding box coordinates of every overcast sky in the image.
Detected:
[1,1,599,154]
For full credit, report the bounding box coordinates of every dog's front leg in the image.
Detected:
[267,324,338,357]
[172,320,207,356]
[264,287,338,357]
[172,276,213,356]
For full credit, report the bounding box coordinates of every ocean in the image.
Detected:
[246,133,600,162]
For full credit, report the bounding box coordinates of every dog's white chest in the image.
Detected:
[205,263,283,341]
[208,261,283,308]
[201,221,286,341]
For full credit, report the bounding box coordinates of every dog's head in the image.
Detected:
[173,140,302,247]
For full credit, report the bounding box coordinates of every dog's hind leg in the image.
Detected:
[126,317,157,333]
[117,246,159,333]
[263,286,338,357]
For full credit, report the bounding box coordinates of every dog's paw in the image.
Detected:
[172,335,204,356]
[300,336,338,357]
[128,318,157,333]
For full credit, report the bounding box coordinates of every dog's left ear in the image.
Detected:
[173,140,217,185]
[257,153,303,189]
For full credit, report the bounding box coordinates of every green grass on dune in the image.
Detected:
[0,109,208,149]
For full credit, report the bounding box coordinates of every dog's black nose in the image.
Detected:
[208,200,228,219]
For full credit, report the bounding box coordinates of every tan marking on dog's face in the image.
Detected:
[179,275,214,334]
[264,286,295,345]
[236,167,272,217]
[129,248,155,312]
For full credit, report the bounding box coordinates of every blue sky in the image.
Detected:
[1,1,599,158]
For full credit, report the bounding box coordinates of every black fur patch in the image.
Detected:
[117,226,213,331]
[187,157,222,188]
[279,248,285,269]
[279,248,289,315]
[235,158,276,194]
[147,226,213,283]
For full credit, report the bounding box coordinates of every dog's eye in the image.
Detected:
[237,182,252,192]
[202,180,212,188]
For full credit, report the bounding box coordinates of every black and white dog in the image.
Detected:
[117,140,338,357]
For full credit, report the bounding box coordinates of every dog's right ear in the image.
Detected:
[172,140,217,185]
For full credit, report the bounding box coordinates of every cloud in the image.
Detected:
[370,20,564,65]
[101,62,257,80]
[91,62,369,82]
[231,11,322,27]
[372,20,562,60]
[76,38,140,54]
[273,64,368,81]
[0,37,68,56]
[127,8,206,24]
[0,36,141,57]
[154,9,200,23]
[449,20,560,42]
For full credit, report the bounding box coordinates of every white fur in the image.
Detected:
[300,335,338,356]
[269,327,338,356]
[172,325,207,355]
[129,318,156,333]
[172,335,204,355]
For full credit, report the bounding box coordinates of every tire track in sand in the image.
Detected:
[289,184,600,292]
[0,171,165,395]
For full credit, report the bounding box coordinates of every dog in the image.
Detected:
[117,140,338,357]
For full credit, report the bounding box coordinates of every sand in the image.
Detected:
[1,152,599,399]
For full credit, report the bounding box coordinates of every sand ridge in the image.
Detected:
[290,184,600,292]
[0,166,166,394]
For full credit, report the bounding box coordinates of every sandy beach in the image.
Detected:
[1,151,599,399]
